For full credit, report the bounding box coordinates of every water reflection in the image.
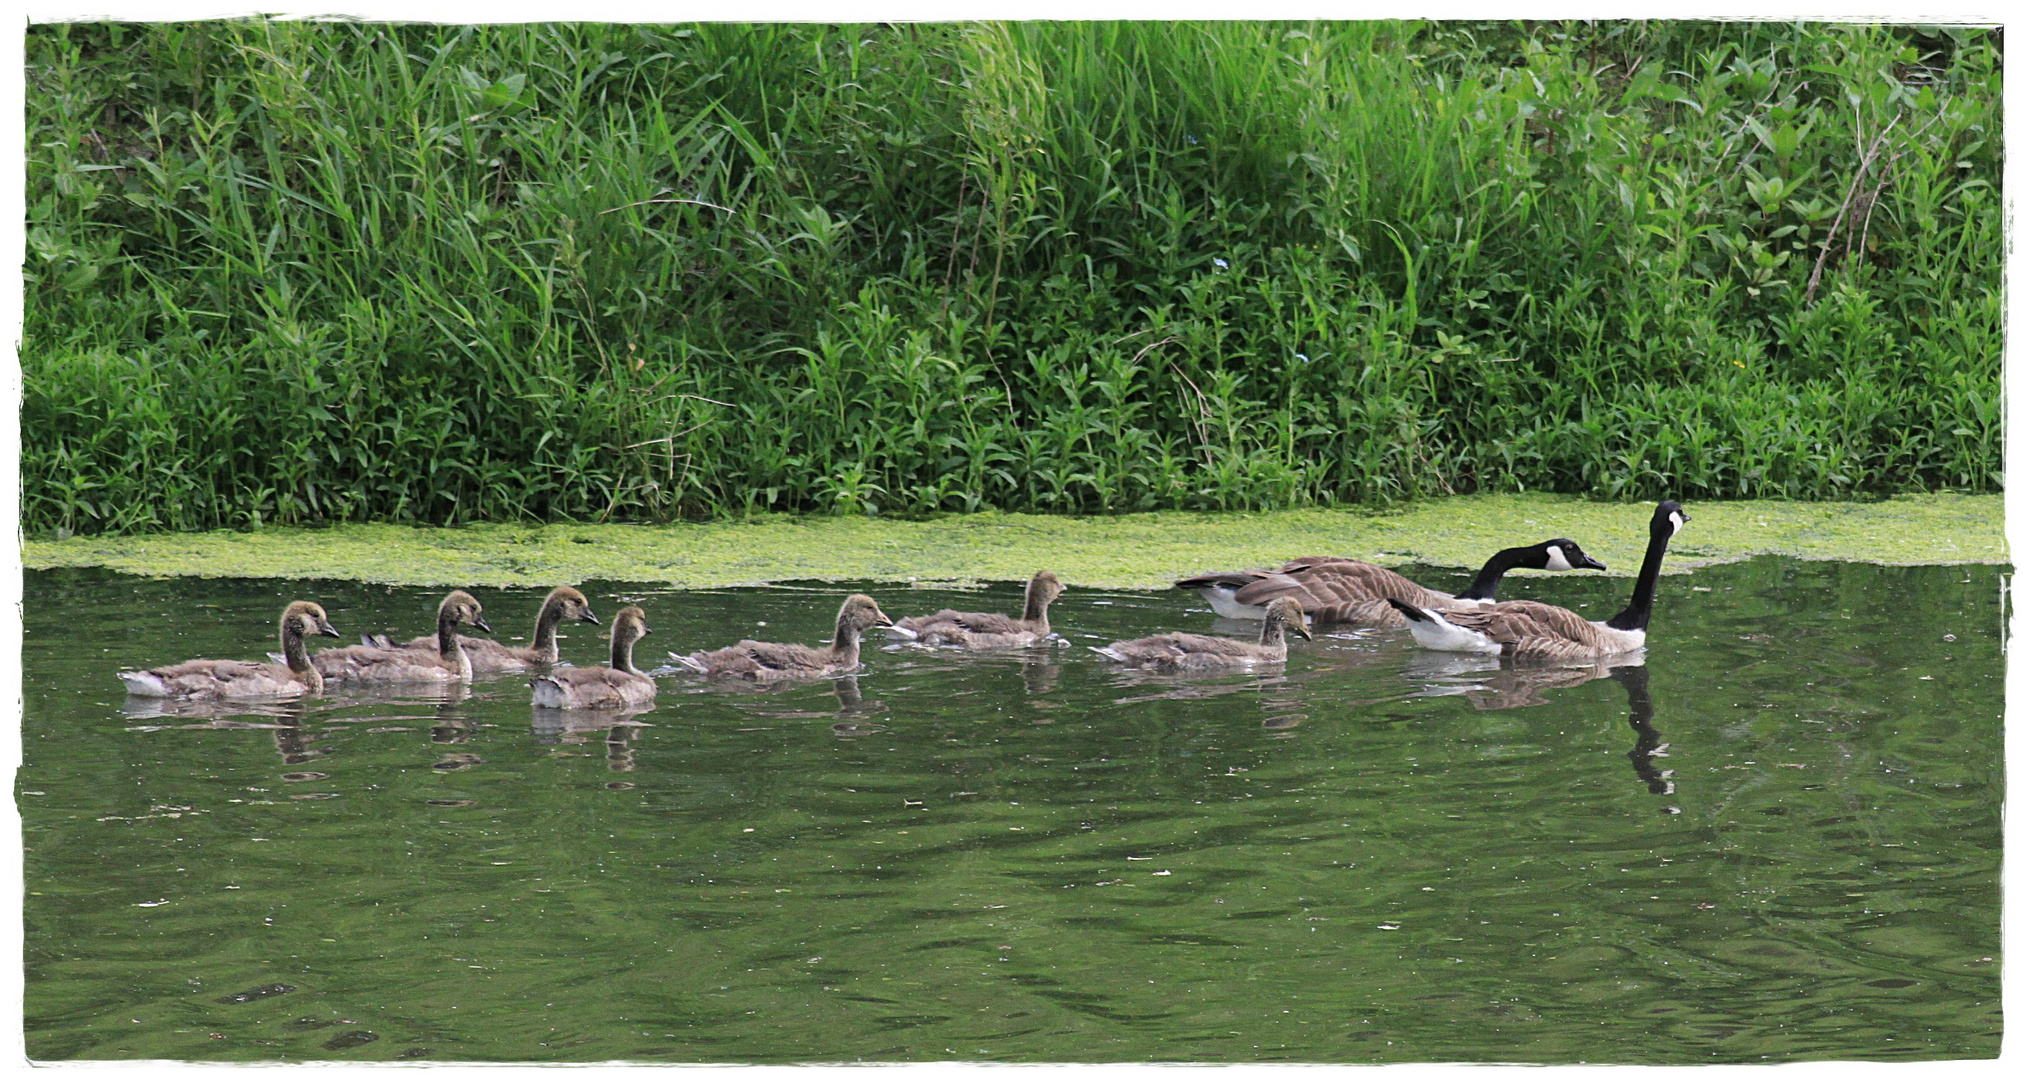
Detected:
[22,563,2004,1064]
[1616,663,1676,805]
[530,703,656,773]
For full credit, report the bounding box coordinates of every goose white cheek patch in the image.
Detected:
[1545,546,1572,572]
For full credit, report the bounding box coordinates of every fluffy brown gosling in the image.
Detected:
[530,605,657,708]
[888,570,1065,647]
[118,601,340,700]
[671,594,893,679]
[365,585,599,673]
[310,590,491,683]
[1092,597,1312,670]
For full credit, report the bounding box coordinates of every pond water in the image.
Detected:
[18,558,2004,1063]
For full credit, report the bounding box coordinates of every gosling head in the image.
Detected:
[441,590,492,634]
[1028,570,1066,604]
[1537,539,1607,573]
[548,585,600,626]
[282,601,340,640]
[840,594,894,630]
[1263,597,1312,641]
[1652,500,1690,538]
[610,605,650,643]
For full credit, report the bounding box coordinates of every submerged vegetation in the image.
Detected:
[22,495,2005,590]
[23,21,2003,535]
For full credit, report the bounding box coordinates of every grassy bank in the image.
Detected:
[24,22,2002,535]
[22,495,2006,589]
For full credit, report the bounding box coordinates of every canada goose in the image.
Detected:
[669,594,893,679]
[310,590,492,683]
[1092,597,1312,670]
[364,586,599,672]
[118,601,340,700]
[888,570,1064,647]
[1386,501,1688,660]
[530,605,657,708]
[1175,539,1606,626]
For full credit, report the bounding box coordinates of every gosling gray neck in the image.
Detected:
[831,613,864,668]
[436,611,473,680]
[1021,582,1054,631]
[609,625,640,675]
[531,598,568,663]
[279,620,322,693]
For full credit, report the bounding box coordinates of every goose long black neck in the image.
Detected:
[1454,544,1539,601]
[1605,511,1680,632]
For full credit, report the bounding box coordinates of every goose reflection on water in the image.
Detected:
[1615,663,1676,808]
[1404,652,1677,807]
[530,703,655,774]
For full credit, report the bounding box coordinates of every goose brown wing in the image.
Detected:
[1121,632,1262,661]
[1174,569,1276,590]
[934,611,1029,635]
[309,644,452,680]
[1165,633,1269,659]
[385,633,534,672]
[897,609,1027,635]
[541,666,656,707]
[1305,598,1410,627]
[1439,600,1612,660]
[693,640,831,677]
[1105,633,1205,664]
[1244,560,1451,610]
[150,659,302,698]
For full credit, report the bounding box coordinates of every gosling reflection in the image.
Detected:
[1021,653,1063,697]
[271,714,324,767]
[118,696,332,769]
[120,694,315,725]
[531,704,655,771]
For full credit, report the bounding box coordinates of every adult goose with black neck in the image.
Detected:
[1385,502,1688,661]
[1176,539,1606,626]
[670,594,894,680]
[119,601,341,700]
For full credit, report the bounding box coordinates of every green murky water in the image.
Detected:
[19,559,2003,1062]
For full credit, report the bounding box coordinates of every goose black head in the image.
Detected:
[1539,539,1607,573]
[1652,500,1689,538]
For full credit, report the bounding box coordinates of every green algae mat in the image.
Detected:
[22,494,2006,588]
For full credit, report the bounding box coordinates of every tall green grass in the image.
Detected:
[22,21,2003,534]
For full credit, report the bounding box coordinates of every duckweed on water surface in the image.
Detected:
[22,494,2005,589]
